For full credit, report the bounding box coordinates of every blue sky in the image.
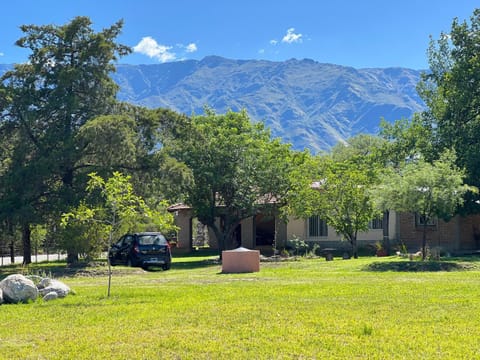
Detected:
[1,0,478,69]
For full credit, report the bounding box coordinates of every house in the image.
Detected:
[168,204,480,255]
[396,212,480,254]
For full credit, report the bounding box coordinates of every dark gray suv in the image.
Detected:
[108,232,172,270]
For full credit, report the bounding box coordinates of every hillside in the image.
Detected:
[113,56,425,151]
[1,58,426,152]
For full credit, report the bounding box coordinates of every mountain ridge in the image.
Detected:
[1,57,426,152]
[112,56,425,151]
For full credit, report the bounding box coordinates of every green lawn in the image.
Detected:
[1,255,480,359]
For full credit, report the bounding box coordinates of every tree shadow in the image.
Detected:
[0,261,98,280]
[363,260,478,272]
[171,258,220,270]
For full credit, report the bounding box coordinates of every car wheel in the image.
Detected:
[162,263,171,271]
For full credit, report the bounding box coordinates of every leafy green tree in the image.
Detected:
[0,17,130,264]
[379,114,436,167]
[330,133,386,163]
[418,8,480,193]
[372,150,476,260]
[167,109,300,253]
[62,171,176,295]
[289,152,381,259]
[74,106,194,207]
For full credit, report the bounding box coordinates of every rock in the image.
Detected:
[42,291,58,302]
[0,274,38,303]
[25,275,43,286]
[37,278,71,298]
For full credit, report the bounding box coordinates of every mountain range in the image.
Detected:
[1,57,426,152]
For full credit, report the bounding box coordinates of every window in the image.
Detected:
[308,215,328,237]
[369,217,383,229]
[415,213,436,226]
[138,234,167,245]
[123,235,133,246]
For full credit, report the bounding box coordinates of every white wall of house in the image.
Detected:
[286,212,398,245]
[172,207,400,251]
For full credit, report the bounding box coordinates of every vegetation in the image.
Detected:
[418,8,480,205]
[0,17,130,264]
[1,256,480,359]
[2,9,480,359]
[2,8,480,262]
[165,108,301,253]
[372,150,477,259]
[0,18,189,262]
[288,136,383,258]
[61,171,176,295]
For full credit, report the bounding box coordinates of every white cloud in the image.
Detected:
[258,49,265,54]
[282,28,303,44]
[0,52,4,57]
[133,36,176,62]
[185,43,198,53]
[270,39,278,46]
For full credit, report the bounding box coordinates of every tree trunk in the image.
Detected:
[22,223,32,265]
[422,223,427,261]
[9,240,15,264]
[352,232,358,259]
[210,223,226,258]
[211,218,240,258]
[7,219,15,263]
[66,251,79,264]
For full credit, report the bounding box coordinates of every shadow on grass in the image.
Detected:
[0,255,220,279]
[0,261,111,280]
[363,260,478,272]
[171,258,219,270]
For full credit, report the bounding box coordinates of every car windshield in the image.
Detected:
[138,234,167,246]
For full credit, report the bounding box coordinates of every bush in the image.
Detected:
[286,236,309,256]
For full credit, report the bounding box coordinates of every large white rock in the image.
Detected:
[0,274,38,303]
[37,278,71,298]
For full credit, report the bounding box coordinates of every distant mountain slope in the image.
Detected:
[113,56,425,152]
[0,58,425,152]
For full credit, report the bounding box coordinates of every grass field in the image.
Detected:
[1,254,480,359]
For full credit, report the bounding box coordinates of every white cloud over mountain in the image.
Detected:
[133,37,176,62]
[282,28,302,43]
[185,43,198,53]
[133,37,198,62]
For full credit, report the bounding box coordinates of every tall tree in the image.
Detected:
[379,114,436,167]
[418,8,480,193]
[167,109,299,253]
[372,150,476,260]
[0,17,130,263]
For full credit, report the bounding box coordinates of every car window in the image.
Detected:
[138,234,167,245]
[123,235,134,246]
[114,237,124,247]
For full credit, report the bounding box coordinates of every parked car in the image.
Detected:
[108,232,172,270]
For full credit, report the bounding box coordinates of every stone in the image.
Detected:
[37,278,71,298]
[0,274,38,303]
[42,291,59,302]
[25,275,43,286]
